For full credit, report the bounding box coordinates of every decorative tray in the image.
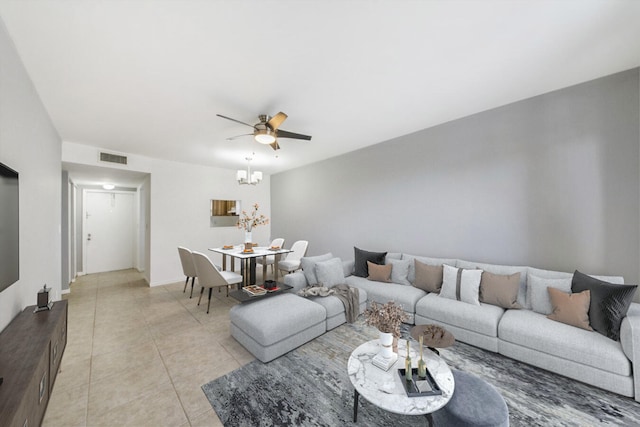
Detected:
[397,368,442,397]
[243,285,267,296]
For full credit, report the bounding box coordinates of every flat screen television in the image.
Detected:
[0,161,19,293]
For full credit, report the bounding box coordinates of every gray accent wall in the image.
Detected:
[272,69,640,292]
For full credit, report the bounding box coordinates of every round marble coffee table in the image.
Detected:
[347,339,454,424]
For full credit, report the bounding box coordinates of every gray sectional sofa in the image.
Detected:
[229,252,640,403]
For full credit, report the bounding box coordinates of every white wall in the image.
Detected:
[0,19,62,331]
[61,142,271,287]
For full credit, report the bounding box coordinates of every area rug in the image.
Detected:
[202,320,640,426]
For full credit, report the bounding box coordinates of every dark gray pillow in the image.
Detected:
[571,270,637,340]
[354,247,387,278]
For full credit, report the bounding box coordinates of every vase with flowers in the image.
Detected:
[364,301,407,358]
[237,203,269,246]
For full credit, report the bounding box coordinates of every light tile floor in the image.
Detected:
[43,269,256,427]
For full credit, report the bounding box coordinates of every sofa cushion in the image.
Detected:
[367,261,392,282]
[354,247,387,277]
[387,258,411,286]
[415,293,505,337]
[527,267,625,311]
[229,293,326,347]
[620,302,640,362]
[547,288,593,331]
[402,254,458,284]
[498,309,631,376]
[315,257,345,288]
[413,260,443,293]
[440,265,483,306]
[480,271,521,309]
[345,275,426,315]
[458,260,528,308]
[308,289,368,319]
[527,274,572,315]
[300,253,333,286]
[571,270,638,341]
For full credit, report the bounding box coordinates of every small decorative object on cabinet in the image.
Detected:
[35,284,53,312]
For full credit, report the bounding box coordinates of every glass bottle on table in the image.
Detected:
[404,339,412,381]
[417,335,427,379]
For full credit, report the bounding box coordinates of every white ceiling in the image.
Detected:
[1,0,639,183]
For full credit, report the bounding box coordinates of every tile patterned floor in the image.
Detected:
[43,269,254,427]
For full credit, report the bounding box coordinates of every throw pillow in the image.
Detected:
[315,257,345,288]
[413,260,443,293]
[300,253,333,286]
[480,271,521,309]
[388,258,411,286]
[527,274,572,315]
[439,264,483,305]
[354,247,387,278]
[367,261,392,283]
[571,270,638,340]
[546,288,593,331]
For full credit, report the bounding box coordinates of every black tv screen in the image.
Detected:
[0,161,19,293]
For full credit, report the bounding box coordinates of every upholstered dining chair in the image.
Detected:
[178,246,198,298]
[192,251,243,314]
[277,240,309,275]
[256,237,285,276]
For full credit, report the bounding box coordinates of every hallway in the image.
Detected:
[45,269,254,426]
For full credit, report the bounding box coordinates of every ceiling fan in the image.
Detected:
[217,112,312,151]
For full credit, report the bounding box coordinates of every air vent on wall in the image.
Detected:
[99,152,128,165]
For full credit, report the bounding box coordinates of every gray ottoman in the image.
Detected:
[230,293,327,362]
[432,370,509,427]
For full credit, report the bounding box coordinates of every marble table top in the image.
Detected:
[347,339,454,416]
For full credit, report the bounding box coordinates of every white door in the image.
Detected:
[84,191,135,274]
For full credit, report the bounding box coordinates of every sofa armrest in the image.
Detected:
[284,271,308,293]
[343,259,354,277]
[620,302,640,401]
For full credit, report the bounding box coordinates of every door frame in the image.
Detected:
[82,189,138,275]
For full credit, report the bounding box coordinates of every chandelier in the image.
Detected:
[236,157,262,185]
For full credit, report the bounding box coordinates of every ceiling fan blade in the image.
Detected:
[277,129,312,141]
[267,112,288,131]
[216,114,255,128]
[270,141,280,151]
[226,133,253,141]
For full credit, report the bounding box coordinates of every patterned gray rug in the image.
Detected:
[202,319,640,426]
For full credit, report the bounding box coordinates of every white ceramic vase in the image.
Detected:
[379,331,394,359]
[244,230,252,243]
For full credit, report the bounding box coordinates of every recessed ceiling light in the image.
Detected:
[102,184,115,190]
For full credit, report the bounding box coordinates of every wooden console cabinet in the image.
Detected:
[0,300,68,427]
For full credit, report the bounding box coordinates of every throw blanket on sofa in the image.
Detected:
[297,284,360,323]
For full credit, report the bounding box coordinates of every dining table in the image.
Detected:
[208,245,293,287]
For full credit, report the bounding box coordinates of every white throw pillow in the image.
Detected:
[387,258,411,286]
[527,274,572,315]
[300,253,333,286]
[315,257,345,288]
[439,264,483,305]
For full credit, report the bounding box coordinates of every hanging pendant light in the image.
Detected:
[237,157,262,185]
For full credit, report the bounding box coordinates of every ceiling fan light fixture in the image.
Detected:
[254,128,276,144]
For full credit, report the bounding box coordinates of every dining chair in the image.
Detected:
[278,240,309,275]
[178,246,197,298]
[256,237,285,276]
[192,251,243,313]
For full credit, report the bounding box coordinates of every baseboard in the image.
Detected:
[61,289,70,295]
